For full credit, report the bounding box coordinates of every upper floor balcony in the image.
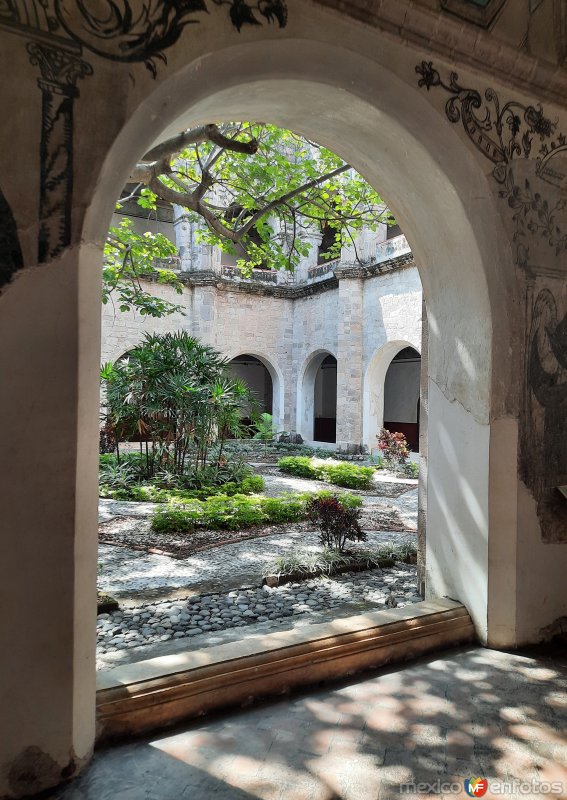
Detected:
[158,235,413,288]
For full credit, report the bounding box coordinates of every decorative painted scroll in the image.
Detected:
[0,0,288,263]
[415,61,567,268]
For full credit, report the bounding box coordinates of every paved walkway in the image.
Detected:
[50,646,567,800]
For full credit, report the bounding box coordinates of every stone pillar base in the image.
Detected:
[336,441,366,455]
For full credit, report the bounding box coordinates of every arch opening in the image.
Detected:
[313,354,337,443]
[84,37,517,643]
[383,347,421,453]
[228,353,274,431]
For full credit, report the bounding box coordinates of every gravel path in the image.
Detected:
[98,527,416,599]
[97,563,420,668]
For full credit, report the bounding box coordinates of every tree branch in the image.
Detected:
[235,164,350,237]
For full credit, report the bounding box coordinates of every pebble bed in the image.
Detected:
[97,564,420,655]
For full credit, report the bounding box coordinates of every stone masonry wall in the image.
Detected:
[101,265,422,446]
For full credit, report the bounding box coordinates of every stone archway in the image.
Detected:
[226,351,284,433]
[86,41,516,638]
[2,21,536,796]
[296,349,337,444]
[363,341,421,453]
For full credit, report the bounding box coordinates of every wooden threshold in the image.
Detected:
[96,598,474,742]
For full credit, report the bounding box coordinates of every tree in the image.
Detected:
[106,122,393,315]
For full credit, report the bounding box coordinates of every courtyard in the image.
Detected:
[97,457,421,671]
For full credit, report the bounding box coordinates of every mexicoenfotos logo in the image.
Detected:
[464,778,489,797]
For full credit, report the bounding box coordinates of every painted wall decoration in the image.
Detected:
[0,0,288,262]
[0,188,24,288]
[417,61,567,540]
[525,288,567,542]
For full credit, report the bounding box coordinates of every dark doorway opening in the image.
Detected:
[314,354,337,442]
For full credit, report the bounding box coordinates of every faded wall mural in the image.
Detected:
[417,61,567,542]
[0,0,288,266]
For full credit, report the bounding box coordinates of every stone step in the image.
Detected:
[96,598,474,742]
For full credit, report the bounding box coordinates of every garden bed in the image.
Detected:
[99,515,311,560]
[263,546,417,587]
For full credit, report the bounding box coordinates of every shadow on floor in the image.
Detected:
[47,645,567,800]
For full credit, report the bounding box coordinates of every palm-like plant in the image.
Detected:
[253,412,278,455]
[101,332,252,476]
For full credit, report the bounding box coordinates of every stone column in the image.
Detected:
[335,274,364,452]
[173,205,194,271]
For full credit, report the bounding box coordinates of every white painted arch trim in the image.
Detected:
[362,340,421,453]
[226,350,285,433]
[296,349,337,443]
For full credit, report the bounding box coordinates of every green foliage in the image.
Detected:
[277,456,314,478]
[101,332,251,476]
[144,123,391,276]
[104,125,398,317]
[403,461,420,478]
[306,494,366,551]
[322,462,376,489]
[103,217,184,317]
[277,456,375,489]
[263,542,417,580]
[99,474,264,503]
[99,453,263,502]
[150,490,360,534]
[252,412,278,454]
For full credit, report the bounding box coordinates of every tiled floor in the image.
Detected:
[49,646,567,800]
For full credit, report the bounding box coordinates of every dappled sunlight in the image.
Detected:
[75,647,567,800]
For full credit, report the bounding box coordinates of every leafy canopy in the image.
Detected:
[105,122,393,315]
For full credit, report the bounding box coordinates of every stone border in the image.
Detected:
[263,555,415,587]
[96,599,474,742]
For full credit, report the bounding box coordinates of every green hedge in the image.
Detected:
[100,475,264,503]
[151,490,362,534]
[277,456,376,489]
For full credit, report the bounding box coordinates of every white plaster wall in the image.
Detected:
[362,267,422,375]
[384,360,421,423]
[426,379,490,641]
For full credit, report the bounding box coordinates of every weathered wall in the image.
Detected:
[1,0,567,795]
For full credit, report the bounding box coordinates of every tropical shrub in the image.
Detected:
[277,456,314,478]
[252,412,278,454]
[263,542,417,581]
[306,494,366,551]
[101,331,251,477]
[322,462,375,489]
[277,456,375,489]
[377,428,410,468]
[151,490,360,533]
[100,474,264,503]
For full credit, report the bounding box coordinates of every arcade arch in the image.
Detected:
[363,341,421,454]
[227,352,283,431]
[1,29,529,793]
